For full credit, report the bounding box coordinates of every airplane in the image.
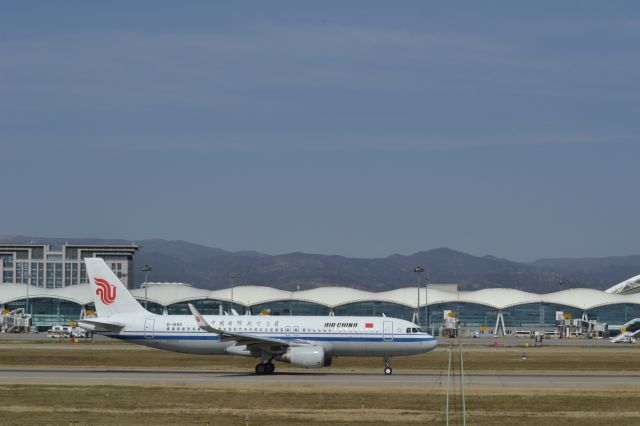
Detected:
[79,258,437,375]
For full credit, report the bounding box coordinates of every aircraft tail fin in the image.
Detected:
[84,257,148,317]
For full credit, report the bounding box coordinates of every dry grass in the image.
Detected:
[0,342,639,372]
[0,384,638,425]
[1,343,640,424]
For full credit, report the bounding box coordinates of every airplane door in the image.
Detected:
[144,319,155,339]
[383,321,393,342]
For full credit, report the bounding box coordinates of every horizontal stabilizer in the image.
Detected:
[77,319,125,333]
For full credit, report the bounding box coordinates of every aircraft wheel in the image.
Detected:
[384,367,393,375]
[266,363,275,374]
[255,363,266,375]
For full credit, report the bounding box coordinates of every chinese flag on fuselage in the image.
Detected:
[365,322,374,328]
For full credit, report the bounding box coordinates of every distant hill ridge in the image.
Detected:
[1,235,639,293]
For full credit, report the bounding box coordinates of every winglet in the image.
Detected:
[188,303,218,333]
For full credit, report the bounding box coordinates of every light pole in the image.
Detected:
[26,273,31,316]
[230,273,237,313]
[142,283,149,310]
[425,272,430,330]
[414,266,425,326]
[289,284,300,316]
[141,265,152,309]
[141,264,152,284]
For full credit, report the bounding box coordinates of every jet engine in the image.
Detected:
[278,346,326,368]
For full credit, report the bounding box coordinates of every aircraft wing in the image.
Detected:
[188,304,306,353]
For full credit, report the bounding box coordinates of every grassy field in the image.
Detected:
[0,342,639,424]
[0,341,639,372]
[0,384,638,425]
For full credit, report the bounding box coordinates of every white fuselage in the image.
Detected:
[93,313,437,357]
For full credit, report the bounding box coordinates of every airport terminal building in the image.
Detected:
[0,243,138,330]
[0,243,138,288]
[1,244,639,334]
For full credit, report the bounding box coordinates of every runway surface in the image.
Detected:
[1,367,638,389]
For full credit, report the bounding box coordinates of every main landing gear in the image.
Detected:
[255,362,275,375]
[384,356,393,375]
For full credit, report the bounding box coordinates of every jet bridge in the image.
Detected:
[609,318,640,343]
[1,308,32,333]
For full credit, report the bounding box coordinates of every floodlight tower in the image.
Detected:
[141,264,152,309]
[414,266,425,326]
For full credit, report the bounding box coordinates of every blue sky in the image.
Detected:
[1,2,639,260]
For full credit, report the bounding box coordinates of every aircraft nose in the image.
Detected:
[425,338,437,352]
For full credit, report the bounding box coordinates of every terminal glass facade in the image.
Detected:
[5,298,83,330]
[334,301,414,320]
[587,304,640,325]
[427,302,498,328]
[540,303,583,326]
[502,303,543,328]
[427,302,596,330]
[166,300,247,315]
[134,300,165,315]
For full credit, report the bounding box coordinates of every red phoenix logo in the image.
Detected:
[94,278,117,305]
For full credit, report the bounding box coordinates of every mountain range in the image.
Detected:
[1,235,639,293]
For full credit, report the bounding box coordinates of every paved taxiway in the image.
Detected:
[1,367,638,389]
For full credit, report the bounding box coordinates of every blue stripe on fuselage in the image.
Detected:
[112,333,436,342]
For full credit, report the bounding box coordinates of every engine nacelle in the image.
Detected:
[278,346,326,368]
[225,345,252,357]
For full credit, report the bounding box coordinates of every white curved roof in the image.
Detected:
[294,287,380,307]
[457,288,541,309]
[2,283,640,311]
[605,273,640,295]
[541,288,633,310]
[0,284,93,305]
[130,283,210,306]
[209,286,292,306]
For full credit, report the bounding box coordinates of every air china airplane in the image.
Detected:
[79,258,437,375]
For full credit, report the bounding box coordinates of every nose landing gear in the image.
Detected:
[384,356,393,375]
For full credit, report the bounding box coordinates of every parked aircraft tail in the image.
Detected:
[84,257,148,317]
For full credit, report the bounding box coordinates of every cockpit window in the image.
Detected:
[406,327,421,333]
